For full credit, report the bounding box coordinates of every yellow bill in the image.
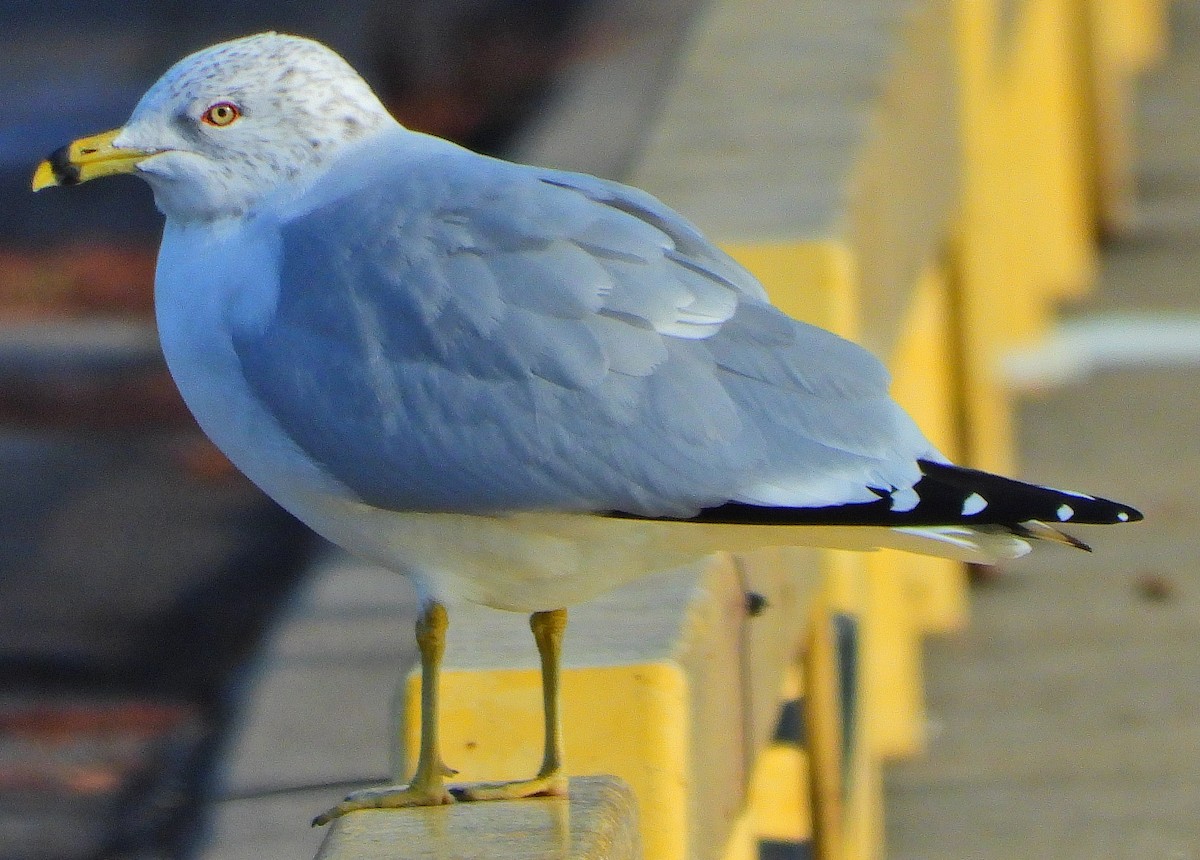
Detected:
[32,128,153,191]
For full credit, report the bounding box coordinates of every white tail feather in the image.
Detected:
[887,526,1032,564]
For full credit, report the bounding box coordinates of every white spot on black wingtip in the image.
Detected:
[889,485,920,512]
[961,492,988,516]
[1117,511,1130,522]
[1057,504,1074,521]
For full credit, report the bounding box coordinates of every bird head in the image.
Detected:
[33,33,393,221]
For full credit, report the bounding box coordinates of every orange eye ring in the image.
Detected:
[202,102,241,127]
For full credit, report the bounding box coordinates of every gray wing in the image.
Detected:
[233,136,937,517]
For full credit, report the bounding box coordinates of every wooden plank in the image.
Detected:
[316,776,641,860]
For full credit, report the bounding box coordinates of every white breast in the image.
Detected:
[153,219,718,611]
[155,220,374,552]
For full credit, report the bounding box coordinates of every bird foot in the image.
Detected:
[449,771,569,802]
[312,782,455,826]
[312,772,569,825]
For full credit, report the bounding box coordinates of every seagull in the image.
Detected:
[33,32,1141,824]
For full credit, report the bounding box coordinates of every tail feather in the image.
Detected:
[887,525,1033,563]
[611,461,1141,560]
[1011,520,1093,552]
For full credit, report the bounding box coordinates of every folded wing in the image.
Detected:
[232,133,940,517]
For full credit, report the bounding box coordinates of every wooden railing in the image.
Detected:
[315,1,1165,858]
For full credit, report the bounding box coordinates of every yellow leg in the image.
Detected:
[452,608,570,801]
[312,601,454,826]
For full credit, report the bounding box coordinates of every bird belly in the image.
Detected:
[152,226,715,610]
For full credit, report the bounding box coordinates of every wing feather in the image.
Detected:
[490,240,614,317]
[232,133,936,517]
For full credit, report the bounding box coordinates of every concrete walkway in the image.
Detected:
[885,3,1200,857]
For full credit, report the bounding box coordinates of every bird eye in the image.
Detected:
[201,102,241,127]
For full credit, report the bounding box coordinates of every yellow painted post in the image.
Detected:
[825,563,884,860]
[744,666,813,855]
[949,0,1019,476]
[1118,0,1170,108]
[724,241,967,839]
[404,663,688,858]
[821,602,885,860]
[860,552,926,762]
[1078,0,1168,232]
[949,0,1161,471]
[886,263,969,636]
[815,554,885,860]
[1003,0,1097,304]
[398,554,824,860]
[747,743,812,844]
[723,241,888,850]
[721,242,860,341]
[721,812,759,860]
[951,0,1079,473]
[726,247,967,768]
[804,604,845,860]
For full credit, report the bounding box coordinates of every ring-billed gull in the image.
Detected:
[33,33,1141,823]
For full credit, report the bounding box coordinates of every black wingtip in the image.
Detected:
[916,461,1144,527]
[1114,503,1144,524]
[1063,494,1142,525]
[605,462,1144,537]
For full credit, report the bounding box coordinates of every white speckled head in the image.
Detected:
[113,33,395,221]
